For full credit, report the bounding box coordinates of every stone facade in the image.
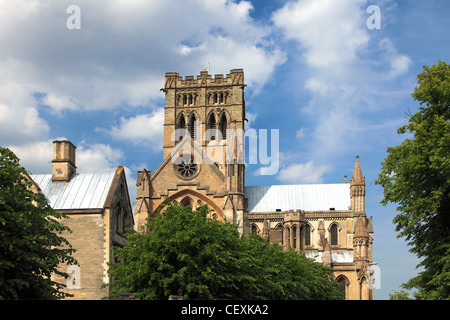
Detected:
[135,69,248,233]
[247,158,374,300]
[29,140,133,300]
[135,69,374,300]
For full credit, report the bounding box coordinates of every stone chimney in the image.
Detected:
[52,140,77,181]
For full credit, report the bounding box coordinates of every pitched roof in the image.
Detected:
[30,171,116,210]
[244,183,350,213]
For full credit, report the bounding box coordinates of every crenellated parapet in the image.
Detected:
[164,69,244,89]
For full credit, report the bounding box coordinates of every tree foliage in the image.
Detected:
[376,61,450,300]
[389,290,415,300]
[0,147,77,299]
[107,201,343,300]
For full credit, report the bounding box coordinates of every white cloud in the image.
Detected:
[277,161,330,184]
[107,108,164,150]
[379,38,412,77]
[0,78,50,145]
[76,142,125,173]
[9,139,55,174]
[0,0,285,114]
[41,93,80,114]
[271,0,412,168]
[272,0,369,71]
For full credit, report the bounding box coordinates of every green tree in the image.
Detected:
[376,61,450,300]
[0,147,77,299]
[389,289,414,300]
[107,201,343,300]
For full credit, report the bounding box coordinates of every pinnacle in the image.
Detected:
[351,155,365,185]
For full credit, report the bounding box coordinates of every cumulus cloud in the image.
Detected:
[273,0,369,68]
[40,93,80,115]
[271,0,412,181]
[76,142,125,173]
[0,0,284,113]
[277,161,330,184]
[9,140,55,174]
[0,57,50,146]
[107,108,164,150]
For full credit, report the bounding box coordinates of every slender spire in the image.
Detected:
[350,155,365,185]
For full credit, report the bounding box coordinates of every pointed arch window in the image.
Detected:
[219,114,227,140]
[188,114,198,140]
[304,224,311,246]
[331,224,338,245]
[292,225,297,249]
[180,197,192,207]
[286,226,290,247]
[176,115,187,142]
[276,223,284,245]
[207,114,216,140]
[116,202,123,234]
[337,276,347,299]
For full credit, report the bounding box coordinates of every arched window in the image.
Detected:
[286,227,290,247]
[207,113,216,141]
[304,224,311,246]
[183,94,187,105]
[219,114,227,140]
[251,224,258,235]
[176,115,187,142]
[213,93,218,104]
[219,92,224,103]
[292,226,297,248]
[336,276,347,299]
[116,202,123,234]
[331,224,338,245]
[276,223,284,245]
[188,114,197,140]
[180,197,192,207]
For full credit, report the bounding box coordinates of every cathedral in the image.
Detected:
[134,69,375,300]
[27,69,374,300]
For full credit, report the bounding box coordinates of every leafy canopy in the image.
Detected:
[107,201,343,300]
[375,61,450,300]
[0,147,77,299]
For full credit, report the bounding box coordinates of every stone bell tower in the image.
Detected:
[135,69,248,233]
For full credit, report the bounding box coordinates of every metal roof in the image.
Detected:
[244,183,351,213]
[30,172,116,210]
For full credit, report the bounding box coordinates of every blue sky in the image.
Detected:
[1,0,448,299]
